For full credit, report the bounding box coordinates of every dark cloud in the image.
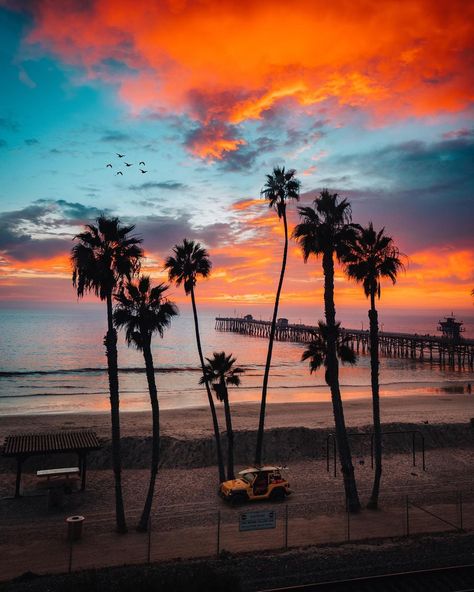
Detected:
[183,120,242,157]
[24,138,39,145]
[0,200,107,261]
[318,175,352,185]
[442,128,474,140]
[137,214,235,254]
[0,117,19,132]
[301,135,474,251]
[129,181,187,191]
[285,127,324,147]
[335,135,474,197]
[35,199,105,221]
[218,136,278,172]
[100,130,132,143]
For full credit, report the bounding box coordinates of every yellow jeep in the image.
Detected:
[219,466,291,505]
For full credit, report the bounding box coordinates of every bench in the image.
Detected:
[37,467,80,479]
[37,467,80,508]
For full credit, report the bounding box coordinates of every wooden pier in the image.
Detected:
[215,317,474,369]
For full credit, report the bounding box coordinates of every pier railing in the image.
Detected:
[215,317,474,368]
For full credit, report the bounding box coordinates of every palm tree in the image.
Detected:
[113,276,178,531]
[200,352,244,480]
[293,190,361,512]
[302,322,357,374]
[344,223,404,509]
[255,166,300,466]
[164,239,226,482]
[71,216,143,532]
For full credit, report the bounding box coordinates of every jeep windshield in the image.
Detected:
[241,472,255,484]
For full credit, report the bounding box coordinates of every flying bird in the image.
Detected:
[139,161,145,165]
[139,169,147,173]
[116,171,123,175]
[125,162,133,167]
[106,164,112,168]
[116,153,125,158]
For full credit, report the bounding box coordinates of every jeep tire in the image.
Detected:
[230,493,247,506]
[270,487,285,502]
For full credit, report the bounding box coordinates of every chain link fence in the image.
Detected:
[1,487,473,581]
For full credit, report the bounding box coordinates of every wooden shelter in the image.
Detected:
[2,430,101,497]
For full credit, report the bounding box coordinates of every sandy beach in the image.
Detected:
[1,392,473,440]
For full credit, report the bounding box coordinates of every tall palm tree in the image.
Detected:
[71,216,143,532]
[255,166,300,466]
[344,223,404,509]
[200,352,244,480]
[113,276,178,531]
[293,190,361,512]
[164,239,226,482]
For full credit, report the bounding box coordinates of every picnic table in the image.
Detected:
[2,431,100,497]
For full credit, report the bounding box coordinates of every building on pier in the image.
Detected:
[437,315,465,342]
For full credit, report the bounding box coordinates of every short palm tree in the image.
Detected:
[71,216,143,532]
[344,223,404,509]
[201,352,244,480]
[293,190,361,512]
[255,166,300,466]
[164,239,226,482]
[302,322,357,375]
[114,276,178,531]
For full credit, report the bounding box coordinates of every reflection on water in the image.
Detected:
[0,307,473,415]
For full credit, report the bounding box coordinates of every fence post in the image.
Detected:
[68,535,73,574]
[326,436,330,473]
[459,492,463,531]
[405,496,410,537]
[370,434,374,469]
[147,516,152,564]
[421,435,426,471]
[216,510,221,557]
[412,432,416,467]
[285,505,289,549]
[333,437,337,478]
[346,500,350,542]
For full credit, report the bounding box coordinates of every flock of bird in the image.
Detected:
[106,153,147,175]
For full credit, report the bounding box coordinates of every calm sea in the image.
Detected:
[0,306,473,416]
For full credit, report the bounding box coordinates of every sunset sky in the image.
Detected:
[0,0,473,315]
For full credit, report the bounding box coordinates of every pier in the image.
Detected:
[215,317,474,369]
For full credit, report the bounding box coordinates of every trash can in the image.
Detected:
[66,515,85,541]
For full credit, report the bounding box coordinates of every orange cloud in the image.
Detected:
[11,0,474,158]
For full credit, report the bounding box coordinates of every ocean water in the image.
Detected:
[0,306,473,416]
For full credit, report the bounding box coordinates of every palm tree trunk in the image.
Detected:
[255,208,288,466]
[221,382,235,480]
[137,340,159,531]
[322,251,361,513]
[190,287,226,483]
[105,293,127,533]
[367,291,382,509]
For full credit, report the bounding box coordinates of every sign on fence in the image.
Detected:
[239,510,276,532]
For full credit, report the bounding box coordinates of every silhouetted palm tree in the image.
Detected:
[302,322,357,374]
[344,223,404,509]
[255,166,300,466]
[164,239,226,482]
[201,352,244,480]
[71,216,143,532]
[114,276,178,531]
[293,190,361,512]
